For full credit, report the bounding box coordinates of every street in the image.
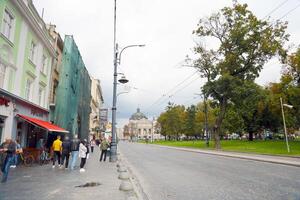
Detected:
[119,142,300,200]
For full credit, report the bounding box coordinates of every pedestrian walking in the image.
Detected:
[61,136,71,169]
[11,139,22,168]
[0,138,16,183]
[79,140,89,172]
[99,137,109,162]
[90,139,96,153]
[52,135,62,168]
[70,134,80,170]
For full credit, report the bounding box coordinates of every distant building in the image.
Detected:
[89,77,104,139]
[126,108,161,141]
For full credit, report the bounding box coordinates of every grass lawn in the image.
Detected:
[150,140,300,156]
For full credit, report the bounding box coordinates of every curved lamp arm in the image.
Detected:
[118,44,145,64]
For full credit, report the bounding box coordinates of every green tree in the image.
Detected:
[192,3,288,149]
[184,105,197,139]
[157,103,186,140]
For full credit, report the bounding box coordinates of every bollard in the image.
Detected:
[126,196,138,200]
[118,171,130,180]
[119,180,133,191]
[118,166,127,172]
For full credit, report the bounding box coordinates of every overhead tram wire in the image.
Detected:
[152,75,200,110]
[263,0,289,19]
[144,71,198,112]
[278,2,300,20]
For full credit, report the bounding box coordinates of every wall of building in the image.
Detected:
[53,35,91,139]
[0,0,55,110]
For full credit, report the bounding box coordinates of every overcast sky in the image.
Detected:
[33,0,300,128]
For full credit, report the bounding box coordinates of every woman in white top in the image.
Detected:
[79,140,89,172]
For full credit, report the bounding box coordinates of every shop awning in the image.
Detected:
[17,114,69,133]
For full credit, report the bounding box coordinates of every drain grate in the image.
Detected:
[75,182,101,188]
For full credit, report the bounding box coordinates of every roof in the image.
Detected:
[17,114,68,133]
[130,108,148,120]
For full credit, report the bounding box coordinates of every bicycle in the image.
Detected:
[39,150,51,165]
[19,152,34,167]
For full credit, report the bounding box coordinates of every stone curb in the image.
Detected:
[117,152,149,200]
[153,145,300,168]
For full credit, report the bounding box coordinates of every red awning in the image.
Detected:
[17,114,69,133]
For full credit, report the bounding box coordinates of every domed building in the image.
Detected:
[124,108,161,141]
[130,108,148,120]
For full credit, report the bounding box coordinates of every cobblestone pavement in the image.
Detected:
[0,147,126,200]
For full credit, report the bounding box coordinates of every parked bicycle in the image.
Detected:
[39,149,51,165]
[19,152,34,166]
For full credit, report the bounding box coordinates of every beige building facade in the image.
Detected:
[47,24,63,122]
[126,108,162,141]
[89,77,104,138]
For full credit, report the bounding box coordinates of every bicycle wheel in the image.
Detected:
[24,155,34,166]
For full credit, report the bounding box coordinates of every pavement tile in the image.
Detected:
[0,148,126,200]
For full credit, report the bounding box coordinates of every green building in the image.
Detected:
[53,35,91,139]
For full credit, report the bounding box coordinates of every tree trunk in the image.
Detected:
[248,132,254,141]
[213,97,227,150]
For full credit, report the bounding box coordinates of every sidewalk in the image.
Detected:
[154,145,300,167]
[0,147,126,200]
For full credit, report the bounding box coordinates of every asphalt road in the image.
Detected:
[119,142,300,200]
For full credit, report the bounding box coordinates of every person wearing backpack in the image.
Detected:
[99,137,109,162]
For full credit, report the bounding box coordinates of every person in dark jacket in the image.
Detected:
[61,136,71,169]
[0,138,16,183]
[70,134,80,170]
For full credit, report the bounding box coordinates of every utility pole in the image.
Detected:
[204,95,209,147]
[280,97,290,153]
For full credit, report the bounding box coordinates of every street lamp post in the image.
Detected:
[280,97,293,153]
[204,95,209,147]
[110,0,145,162]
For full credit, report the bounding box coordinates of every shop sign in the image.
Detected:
[31,108,44,118]
[0,97,10,107]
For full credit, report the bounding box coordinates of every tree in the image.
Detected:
[184,105,197,139]
[192,2,288,149]
[157,102,186,140]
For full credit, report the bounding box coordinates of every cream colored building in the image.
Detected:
[47,24,63,122]
[126,108,161,141]
[89,77,104,138]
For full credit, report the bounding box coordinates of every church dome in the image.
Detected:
[130,108,148,120]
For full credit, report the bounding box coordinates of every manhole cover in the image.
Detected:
[75,182,101,188]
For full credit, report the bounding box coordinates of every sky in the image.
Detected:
[33,0,300,128]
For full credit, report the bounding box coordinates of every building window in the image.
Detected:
[38,87,45,106]
[25,79,33,100]
[1,9,14,42]
[41,55,47,74]
[29,41,37,64]
[0,63,7,88]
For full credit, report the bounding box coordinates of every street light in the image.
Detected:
[280,97,293,153]
[110,0,145,162]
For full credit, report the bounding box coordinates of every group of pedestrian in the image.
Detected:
[51,134,88,172]
[51,134,110,172]
[0,134,111,183]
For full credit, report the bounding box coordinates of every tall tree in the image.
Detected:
[192,3,288,149]
[184,105,197,139]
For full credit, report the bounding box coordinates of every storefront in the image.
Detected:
[0,89,68,147]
